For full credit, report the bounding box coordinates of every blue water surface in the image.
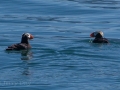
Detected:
[0,0,120,90]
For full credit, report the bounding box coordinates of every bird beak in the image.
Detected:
[29,34,34,39]
[90,33,94,37]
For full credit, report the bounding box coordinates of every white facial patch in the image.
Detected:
[24,33,31,38]
[94,31,104,37]
[99,31,104,37]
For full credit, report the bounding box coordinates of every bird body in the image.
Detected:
[6,33,33,50]
[90,31,109,43]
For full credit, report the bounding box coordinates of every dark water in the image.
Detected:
[0,0,120,90]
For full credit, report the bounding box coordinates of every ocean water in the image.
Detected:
[0,0,120,90]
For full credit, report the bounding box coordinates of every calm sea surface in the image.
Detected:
[0,0,120,90]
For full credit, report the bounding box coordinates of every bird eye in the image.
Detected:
[94,32,97,36]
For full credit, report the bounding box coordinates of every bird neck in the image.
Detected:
[21,37,29,44]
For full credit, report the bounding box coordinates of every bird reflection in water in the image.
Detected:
[22,62,31,75]
[5,50,33,75]
[21,50,33,60]
[21,50,33,75]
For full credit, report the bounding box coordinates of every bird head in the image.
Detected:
[90,31,104,38]
[22,33,34,40]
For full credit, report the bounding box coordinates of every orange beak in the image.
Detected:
[90,33,94,37]
[29,34,34,39]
